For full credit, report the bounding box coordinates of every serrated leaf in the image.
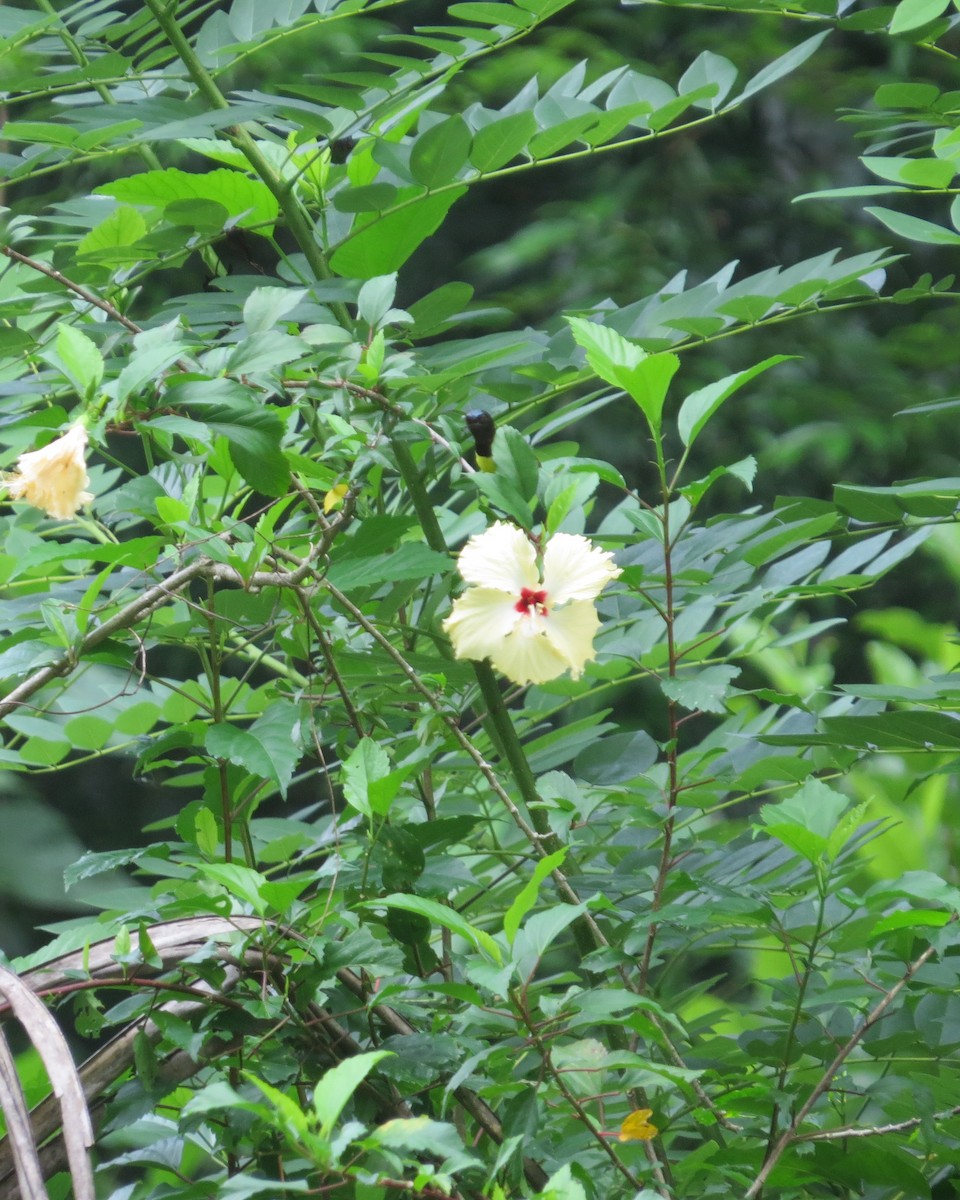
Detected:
[313,1050,394,1136]
[55,324,103,395]
[205,701,301,797]
[660,665,740,714]
[94,168,278,233]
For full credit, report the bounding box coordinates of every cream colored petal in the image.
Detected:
[542,600,601,679]
[542,533,620,606]
[443,587,520,662]
[456,521,538,593]
[6,423,92,519]
[491,624,570,686]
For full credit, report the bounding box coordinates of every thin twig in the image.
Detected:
[0,245,143,334]
[744,937,946,1199]
[794,1106,960,1142]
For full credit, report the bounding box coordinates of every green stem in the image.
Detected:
[142,0,335,289]
[390,433,599,959]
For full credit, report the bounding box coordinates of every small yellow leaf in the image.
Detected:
[619,1108,658,1142]
[323,482,349,513]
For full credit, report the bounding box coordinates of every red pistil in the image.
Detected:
[515,587,548,616]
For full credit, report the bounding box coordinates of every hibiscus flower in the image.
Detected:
[5,422,93,519]
[443,521,620,686]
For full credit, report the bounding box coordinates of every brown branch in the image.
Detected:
[0,497,356,722]
[794,1106,960,1142]
[744,937,945,1199]
[0,245,143,335]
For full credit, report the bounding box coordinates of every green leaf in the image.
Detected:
[889,0,950,34]
[448,2,534,25]
[566,316,679,435]
[361,894,502,962]
[204,701,301,798]
[539,1164,589,1200]
[678,51,737,111]
[76,206,148,263]
[327,542,451,589]
[313,1050,394,1136]
[342,737,408,817]
[861,156,956,189]
[677,356,790,449]
[733,32,830,105]
[834,478,960,521]
[94,168,279,233]
[331,188,467,277]
[503,848,568,944]
[492,425,539,501]
[660,665,740,715]
[55,324,103,395]
[200,863,270,914]
[574,730,658,784]
[865,206,960,245]
[513,905,586,979]
[758,778,850,863]
[410,116,472,188]
[470,111,536,171]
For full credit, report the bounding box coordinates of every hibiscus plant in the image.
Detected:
[0,2,959,1199]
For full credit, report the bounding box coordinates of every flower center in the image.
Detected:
[515,587,549,617]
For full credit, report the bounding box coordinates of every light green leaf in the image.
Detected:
[199,863,269,914]
[331,188,467,278]
[55,324,103,395]
[889,0,951,34]
[503,848,568,944]
[861,156,956,189]
[566,316,679,435]
[660,665,740,714]
[76,206,148,263]
[733,32,830,106]
[677,356,790,449]
[361,894,502,962]
[205,701,301,798]
[758,778,850,863]
[342,737,408,817]
[865,206,960,245]
[492,425,539,501]
[313,1050,395,1136]
[94,168,278,233]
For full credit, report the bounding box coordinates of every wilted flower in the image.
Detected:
[443,521,620,686]
[5,422,93,519]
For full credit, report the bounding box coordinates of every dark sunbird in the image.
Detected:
[465,409,496,474]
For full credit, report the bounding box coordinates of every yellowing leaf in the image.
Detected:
[619,1109,658,1142]
[324,482,349,513]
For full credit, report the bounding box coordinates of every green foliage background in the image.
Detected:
[0,1,959,1197]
